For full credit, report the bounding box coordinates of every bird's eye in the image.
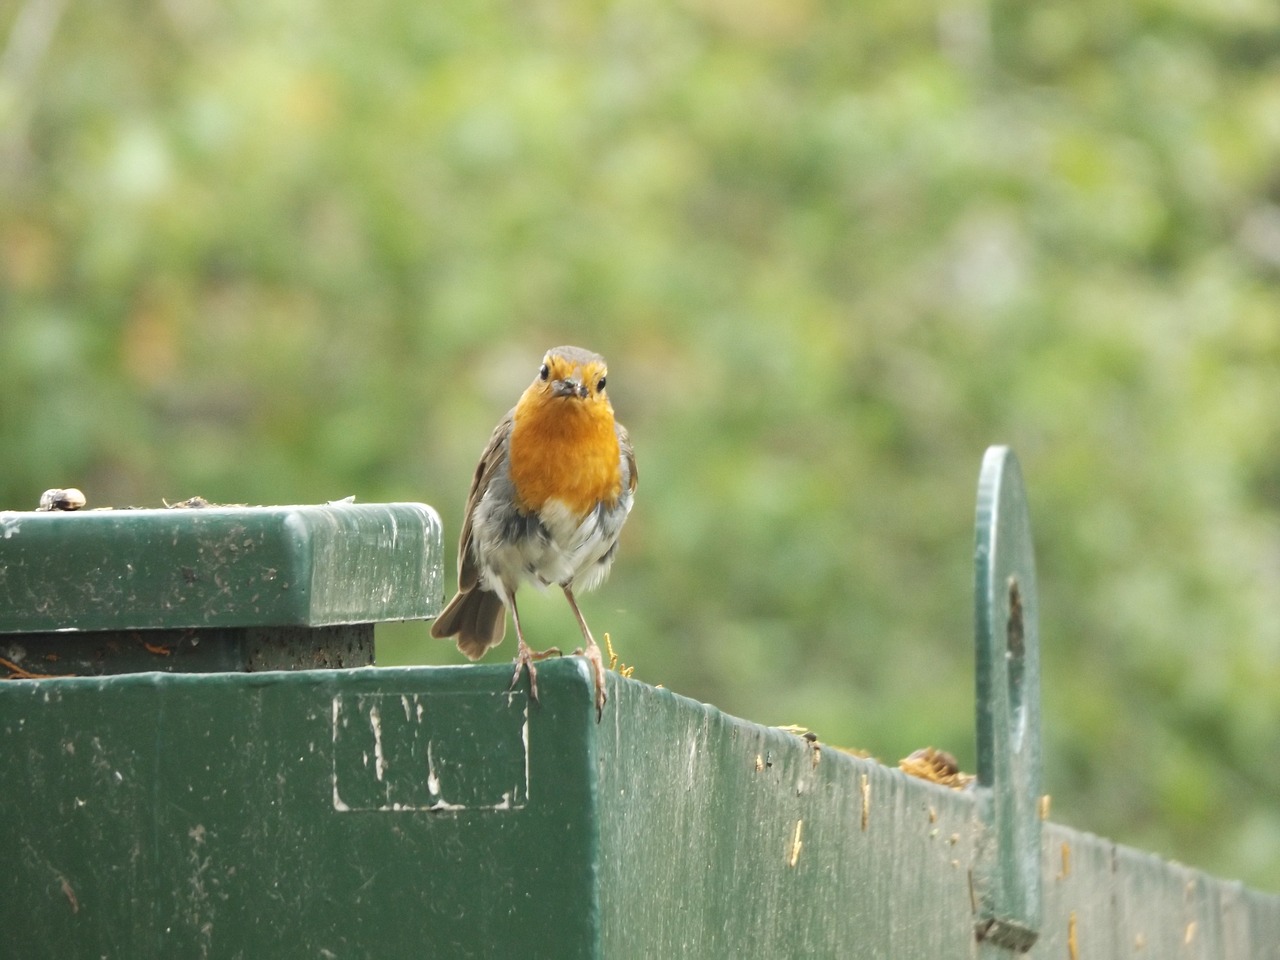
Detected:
[596,376,606,392]
[539,363,550,381]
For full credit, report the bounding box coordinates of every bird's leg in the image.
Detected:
[562,585,608,722]
[508,593,561,703]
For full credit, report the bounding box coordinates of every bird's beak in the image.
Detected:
[552,378,586,399]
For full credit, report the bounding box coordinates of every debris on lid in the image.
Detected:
[775,725,877,762]
[832,744,875,760]
[604,633,635,678]
[899,747,975,789]
[775,724,811,737]
[37,488,86,512]
[164,496,211,509]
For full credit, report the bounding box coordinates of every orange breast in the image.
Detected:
[508,391,622,518]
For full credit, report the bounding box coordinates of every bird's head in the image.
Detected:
[530,346,611,409]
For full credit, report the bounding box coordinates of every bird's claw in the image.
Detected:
[509,644,563,703]
[509,654,539,703]
[581,644,608,723]
[594,678,607,723]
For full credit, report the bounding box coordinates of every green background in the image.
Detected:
[3,0,1278,890]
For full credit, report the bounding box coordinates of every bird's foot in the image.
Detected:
[509,643,563,703]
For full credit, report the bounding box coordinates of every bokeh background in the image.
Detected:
[3,0,1279,890]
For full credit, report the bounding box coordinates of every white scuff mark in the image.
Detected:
[332,786,350,812]
[331,691,530,813]
[0,514,20,539]
[369,704,385,782]
[186,824,214,957]
[522,702,531,803]
[424,799,467,812]
[426,742,441,797]
[332,696,352,811]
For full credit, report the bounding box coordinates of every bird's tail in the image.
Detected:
[430,586,507,660]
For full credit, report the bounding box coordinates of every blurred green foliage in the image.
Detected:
[3,0,1279,890]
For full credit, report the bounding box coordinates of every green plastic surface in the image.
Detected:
[4,661,1278,959]
[2,663,595,958]
[0,503,444,633]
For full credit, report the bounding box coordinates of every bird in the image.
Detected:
[430,345,637,721]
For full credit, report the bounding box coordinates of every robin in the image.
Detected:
[430,345,637,720]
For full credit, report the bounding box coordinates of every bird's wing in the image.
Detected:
[615,420,638,495]
[455,410,515,592]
